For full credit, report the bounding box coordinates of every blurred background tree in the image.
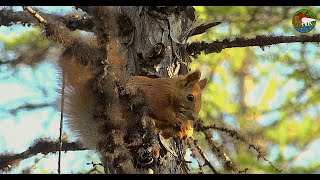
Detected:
[189,6,320,174]
[0,6,319,174]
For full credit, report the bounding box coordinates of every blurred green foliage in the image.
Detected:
[191,6,320,173]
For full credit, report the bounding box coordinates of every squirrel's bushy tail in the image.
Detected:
[58,56,92,89]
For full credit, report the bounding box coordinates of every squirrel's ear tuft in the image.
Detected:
[198,78,208,90]
[177,70,202,87]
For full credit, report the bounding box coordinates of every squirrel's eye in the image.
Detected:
[187,94,194,102]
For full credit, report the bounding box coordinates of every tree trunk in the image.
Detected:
[80,6,196,174]
[113,6,195,174]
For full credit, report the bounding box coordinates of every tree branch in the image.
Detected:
[0,9,35,26]
[0,8,94,32]
[189,22,221,37]
[21,155,47,174]
[0,44,51,68]
[0,138,85,172]
[188,137,219,174]
[187,34,320,56]
[194,119,246,173]
[7,103,54,115]
[58,71,66,174]
[194,119,282,173]
[22,6,47,24]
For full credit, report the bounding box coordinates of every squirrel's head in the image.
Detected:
[175,70,208,122]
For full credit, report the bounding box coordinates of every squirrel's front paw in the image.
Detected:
[155,120,194,140]
[177,123,193,140]
[169,122,193,140]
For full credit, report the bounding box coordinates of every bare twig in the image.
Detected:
[189,22,221,37]
[85,164,104,174]
[19,6,103,68]
[86,162,103,167]
[21,155,47,174]
[0,8,94,31]
[249,144,282,173]
[188,137,219,174]
[0,49,50,68]
[187,139,205,174]
[194,119,282,173]
[22,6,47,24]
[203,129,242,173]
[5,103,54,115]
[187,34,320,55]
[58,71,66,174]
[0,138,85,172]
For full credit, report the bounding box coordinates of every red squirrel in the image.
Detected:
[59,55,207,149]
[56,8,208,152]
[129,72,207,139]
[59,56,207,148]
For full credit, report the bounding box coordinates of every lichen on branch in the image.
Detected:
[187,34,320,56]
[0,138,84,172]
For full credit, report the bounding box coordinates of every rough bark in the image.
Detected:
[106,6,195,174]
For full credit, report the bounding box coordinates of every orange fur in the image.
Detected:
[60,57,207,142]
[59,58,102,150]
[128,72,207,139]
